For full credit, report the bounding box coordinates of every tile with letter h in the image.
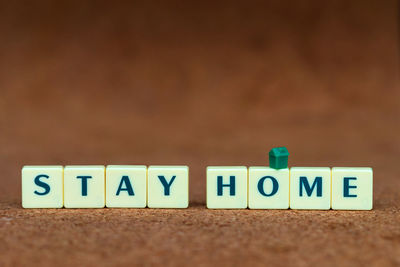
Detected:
[289,167,331,210]
[147,166,189,208]
[332,167,373,210]
[248,167,289,209]
[64,165,105,208]
[207,166,247,209]
[106,165,147,208]
[22,166,64,208]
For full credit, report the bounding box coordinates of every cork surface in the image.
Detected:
[0,1,399,266]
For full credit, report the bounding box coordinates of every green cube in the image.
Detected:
[269,147,289,169]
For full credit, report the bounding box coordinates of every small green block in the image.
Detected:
[269,147,289,169]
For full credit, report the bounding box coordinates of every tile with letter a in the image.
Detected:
[248,167,289,209]
[206,166,248,209]
[289,167,331,210]
[106,165,147,208]
[22,165,63,208]
[64,165,105,208]
[147,166,189,208]
[331,167,373,210]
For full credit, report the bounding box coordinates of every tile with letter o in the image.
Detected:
[64,165,105,208]
[106,165,147,208]
[289,167,331,210]
[147,166,189,208]
[22,165,63,208]
[331,167,373,210]
[248,167,289,209]
[207,166,247,209]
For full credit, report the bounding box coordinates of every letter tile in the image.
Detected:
[331,167,373,210]
[64,165,105,208]
[206,166,247,209]
[21,166,63,208]
[147,166,189,208]
[289,167,331,210]
[106,165,147,208]
[248,167,289,209]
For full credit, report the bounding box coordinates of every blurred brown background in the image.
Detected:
[0,1,399,266]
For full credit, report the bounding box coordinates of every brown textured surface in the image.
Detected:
[0,1,399,266]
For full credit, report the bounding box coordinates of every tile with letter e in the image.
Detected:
[290,167,331,210]
[207,166,247,209]
[106,165,147,208]
[331,167,373,210]
[64,165,105,208]
[21,165,63,208]
[147,166,189,208]
[248,167,289,209]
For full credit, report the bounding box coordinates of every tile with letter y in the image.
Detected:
[206,166,247,209]
[289,167,331,210]
[106,165,147,208]
[248,167,289,209]
[331,167,373,210]
[64,165,105,208]
[147,166,189,208]
[21,165,64,208]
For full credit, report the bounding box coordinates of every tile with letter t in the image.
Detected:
[106,165,147,208]
[64,165,105,208]
[21,166,64,208]
[248,167,289,209]
[289,167,331,210]
[147,166,189,208]
[332,167,373,210]
[206,166,247,209]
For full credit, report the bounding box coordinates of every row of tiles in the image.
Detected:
[22,165,373,210]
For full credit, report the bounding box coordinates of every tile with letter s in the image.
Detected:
[22,165,64,208]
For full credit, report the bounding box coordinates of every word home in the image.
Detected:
[22,165,189,209]
[207,166,373,210]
